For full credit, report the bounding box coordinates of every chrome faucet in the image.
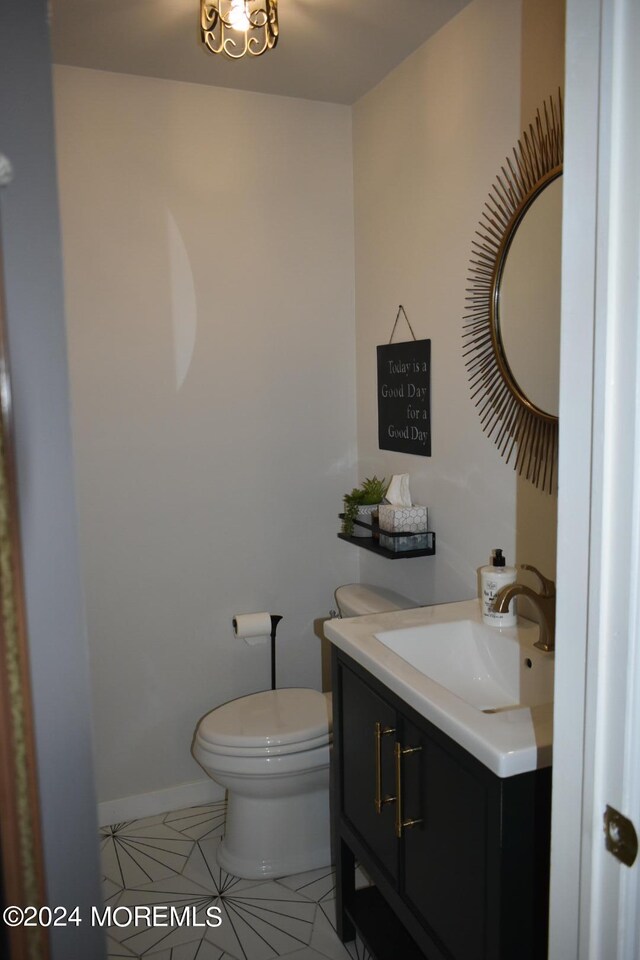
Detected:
[492,564,556,652]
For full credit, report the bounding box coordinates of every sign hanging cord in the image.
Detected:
[388,304,417,343]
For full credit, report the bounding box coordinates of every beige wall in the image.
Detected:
[515,0,565,583]
[353,0,564,604]
[353,0,524,603]
[521,0,566,123]
[54,67,357,806]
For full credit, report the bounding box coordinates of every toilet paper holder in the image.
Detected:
[268,615,283,690]
[233,613,283,690]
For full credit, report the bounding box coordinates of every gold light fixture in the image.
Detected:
[200,0,279,60]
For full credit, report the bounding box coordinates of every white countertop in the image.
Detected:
[325,598,554,778]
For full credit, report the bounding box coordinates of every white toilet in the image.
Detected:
[192,583,416,880]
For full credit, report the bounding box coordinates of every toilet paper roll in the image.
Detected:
[233,612,272,646]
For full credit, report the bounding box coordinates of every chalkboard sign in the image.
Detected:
[377,339,431,456]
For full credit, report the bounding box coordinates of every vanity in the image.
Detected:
[325,599,553,960]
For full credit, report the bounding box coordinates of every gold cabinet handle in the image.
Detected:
[394,741,423,838]
[374,721,396,813]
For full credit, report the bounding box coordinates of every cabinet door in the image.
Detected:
[401,719,487,960]
[340,665,399,882]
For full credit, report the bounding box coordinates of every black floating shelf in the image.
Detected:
[337,515,436,559]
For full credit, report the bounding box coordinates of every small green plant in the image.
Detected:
[360,476,388,503]
[341,476,387,535]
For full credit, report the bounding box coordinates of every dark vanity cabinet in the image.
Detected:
[332,649,551,960]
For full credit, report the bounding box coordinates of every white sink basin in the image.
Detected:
[374,618,553,712]
[325,598,554,777]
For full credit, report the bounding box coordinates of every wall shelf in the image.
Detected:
[337,517,436,559]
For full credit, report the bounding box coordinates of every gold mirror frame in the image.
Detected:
[463,92,563,494]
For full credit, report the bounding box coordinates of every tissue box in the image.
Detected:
[378,504,428,534]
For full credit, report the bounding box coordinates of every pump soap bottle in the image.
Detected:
[480,549,517,627]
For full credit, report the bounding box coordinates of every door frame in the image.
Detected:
[550,0,640,955]
[0,221,49,959]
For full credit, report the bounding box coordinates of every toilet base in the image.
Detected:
[216,788,332,880]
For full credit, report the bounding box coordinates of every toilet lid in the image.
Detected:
[197,688,332,750]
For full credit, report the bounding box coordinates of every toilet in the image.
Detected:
[192,583,416,880]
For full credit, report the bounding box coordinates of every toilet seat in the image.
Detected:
[196,688,332,758]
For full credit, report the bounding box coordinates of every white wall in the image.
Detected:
[54,67,357,809]
[53,0,565,815]
[353,0,523,605]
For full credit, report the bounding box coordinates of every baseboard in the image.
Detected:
[98,779,225,827]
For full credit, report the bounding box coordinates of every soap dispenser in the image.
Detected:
[480,549,517,627]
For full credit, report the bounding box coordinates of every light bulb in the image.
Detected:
[228,0,250,31]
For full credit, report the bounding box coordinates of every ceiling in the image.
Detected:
[51,0,471,105]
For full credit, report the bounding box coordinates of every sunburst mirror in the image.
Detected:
[463,92,563,493]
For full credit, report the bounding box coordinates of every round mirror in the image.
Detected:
[463,92,562,493]
[498,176,562,418]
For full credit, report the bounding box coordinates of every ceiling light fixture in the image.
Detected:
[200,0,279,60]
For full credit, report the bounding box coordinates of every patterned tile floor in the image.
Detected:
[100,801,373,960]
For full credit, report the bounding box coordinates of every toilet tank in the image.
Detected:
[321,584,418,693]
[334,583,417,617]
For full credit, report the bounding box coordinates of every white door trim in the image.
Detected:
[548,0,601,950]
[579,0,640,955]
[551,0,640,956]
